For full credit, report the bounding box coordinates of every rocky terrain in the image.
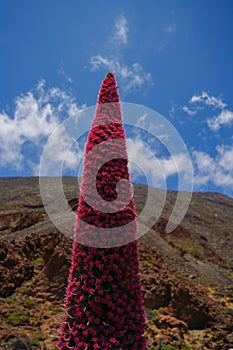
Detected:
[0,177,232,350]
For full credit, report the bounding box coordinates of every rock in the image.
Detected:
[11,211,42,233]
[143,275,172,309]
[0,247,7,260]
[157,315,188,330]
[42,247,67,281]
[10,337,32,350]
[173,246,186,257]
[0,247,34,297]
[68,198,78,211]
[3,254,16,268]
[172,287,215,329]
[0,211,43,235]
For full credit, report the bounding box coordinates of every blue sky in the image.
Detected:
[0,0,233,197]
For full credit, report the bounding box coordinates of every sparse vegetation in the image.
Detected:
[5,297,17,308]
[6,311,29,326]
[154,345,177,350]
[22,297,32,307]
[31,331,46,346]
[21,287,29,295]
[31,338,40,346]
[51,307,62,315]
[141,252,157,265]
[30,316,44,325]
[33,257,44,266]
[151,314,159,325]
[154,346,190,350]
[213,290,225,297]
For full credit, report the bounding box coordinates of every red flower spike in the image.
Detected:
[58,74,147,349]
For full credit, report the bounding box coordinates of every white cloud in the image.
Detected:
[164,24,177,33]
[192,145,233,192]
[207,109,233,131]
[89,13,152,93]
[111,14,128,45]
[182,106,198,116]
[38,125,84,176]
[58,65,73,83]
[158,22,177,52]
[192,151,216,186]
[127,139,191,188]
[90,54,152,92]
[183,91,233,132]
[190,91,226,109]
[0,81,83,174]
[179,91,233,195]
[217,145,233,172]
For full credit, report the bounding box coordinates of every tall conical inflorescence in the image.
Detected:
[58,73,147,349]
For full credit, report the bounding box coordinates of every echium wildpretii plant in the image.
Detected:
[58,73,147,349]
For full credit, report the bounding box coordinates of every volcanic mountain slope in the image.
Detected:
[0,177,232,349]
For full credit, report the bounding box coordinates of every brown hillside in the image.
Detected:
[0,177,232,349]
